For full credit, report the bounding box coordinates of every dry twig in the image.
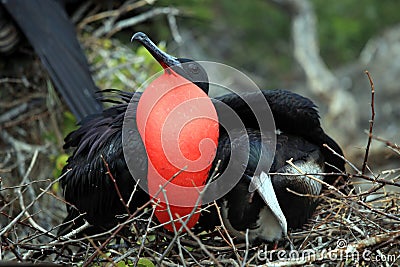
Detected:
[362,70,376,175]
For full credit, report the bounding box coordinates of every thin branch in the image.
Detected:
[362,70,376,175]
[78,0,154,29]
[97,7,180,37]
[16,150,54,237]
[370,134,400,151]
[241,229,250,267]
[351,173,400,188]
[0,173,66,236]
[177,217,222,267]
[101,155,131,216]
[213,201,242,263]
[58,221,91,241]
[286,159,400,222]
[323,144,360,174]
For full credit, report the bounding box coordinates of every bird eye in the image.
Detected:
[188,63,200,74]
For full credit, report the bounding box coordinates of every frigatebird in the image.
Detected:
[57,33,346,243]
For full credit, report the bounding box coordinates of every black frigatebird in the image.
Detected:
[57,33,346,243]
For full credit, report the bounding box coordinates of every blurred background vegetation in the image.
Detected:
[133,0,400,87]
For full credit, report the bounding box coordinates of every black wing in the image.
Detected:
[58,90,148,236]
[214,89,345,182]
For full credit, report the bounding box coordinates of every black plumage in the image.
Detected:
[58,90,148,236]
[198,90,346,242]
[213,89,345,183]
[201,130,326,241]
[58,87,346,241]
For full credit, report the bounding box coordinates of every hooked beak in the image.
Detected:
[249,171,287,236]
[131,32,181,70]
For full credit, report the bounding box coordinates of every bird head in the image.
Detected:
[131,32,209,94]
[247,172,288,240]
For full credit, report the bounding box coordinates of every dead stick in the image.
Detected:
[101,155,131,216]
[362,70,375,175]
[370,133,400,151]
[177,217,223,267]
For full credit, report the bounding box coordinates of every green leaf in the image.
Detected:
[62,111,78,137]
[52,153,69,179]
[115,261,128,267]
[137,258,155,267]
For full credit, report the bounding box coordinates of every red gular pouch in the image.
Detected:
[136,68,219,232]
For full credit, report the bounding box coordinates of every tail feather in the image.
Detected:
[2,0,103,121]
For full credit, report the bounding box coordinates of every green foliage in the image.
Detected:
[62,111,78,137]
[52,153,69,179]
[154,1,400,85]
[85,36,164,92]
[45,111,76,191]
[44,111,76,141]
[137,258,155,267]
[134,45,164,74]
[115,262,128,267]
[313,0,400,65]
[50,152,69,192]
[153,0,213,39]
[88,258,154,267]
[212,0,292,81]
[159,0,212,21]
[154,0,293,86]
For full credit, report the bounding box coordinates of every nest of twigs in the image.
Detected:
[1,2,400,266]
[1,150,399,267]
